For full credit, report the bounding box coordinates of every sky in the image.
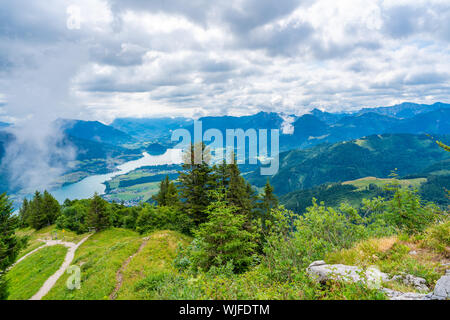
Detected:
[0,0,449,123]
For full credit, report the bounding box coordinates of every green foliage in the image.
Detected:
[422,219,450,255]
[261,202,368,282]
[248,134,450,194]
[87,193,111,232]
[56,202,89,234]
[0,193,20,299]
[152,175,180,207]
[136,204,193,235]
[20,191,61,230]
[6,245,67,300]
[258,180,278,223]
[362,181,445,235]
[225,156,256,220]
[183,191,258,273]
[177,143,218,226]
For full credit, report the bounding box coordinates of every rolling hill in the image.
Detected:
[247,133,450,195]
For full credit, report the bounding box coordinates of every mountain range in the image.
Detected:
[107,102,450,151]
[0,101,448,198]
[246,133,450,194]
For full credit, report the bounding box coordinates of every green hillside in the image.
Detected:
[248,134,450,194]
[279,176,447,214]
[6,245,68,300]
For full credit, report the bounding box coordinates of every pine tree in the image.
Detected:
[27,191,60,230]
[0,193,19,299]
[18,198,31,228]
[226,154,255,220]
[216,160,230,189]
[29,191,45,230]
[42,191,61,227]
[152,175,169,205]
[259,180,279,224]
[87,193,110,232]
[178,143,217,226]
[192,190,258,273]
[152,175,180,207]
[165,181,180,207]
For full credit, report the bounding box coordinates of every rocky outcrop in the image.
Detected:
[381,288,429,300]
[388,274,429,292]
[430,270,450,300]
[307,260,449,300]
[306,260,388,289]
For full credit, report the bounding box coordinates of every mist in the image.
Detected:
[0,43,88,194]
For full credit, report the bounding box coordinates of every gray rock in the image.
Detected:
[388,274,429,292]
[307,261,389,288]
[430,271,450,300]
[381,288,431,300]
[307,261,450,300]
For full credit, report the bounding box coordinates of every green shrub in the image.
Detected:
[136,204,193,235]
[56,204,88,234]
[422,219,450,255]
[186,197,258,273]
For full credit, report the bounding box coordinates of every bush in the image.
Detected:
[135,204,193,235]
[422,219,450,256]
[186,198,258,273]
[261,202,368,282]
[56,204,88,234]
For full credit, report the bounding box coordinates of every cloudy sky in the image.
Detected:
[0,0,449,123]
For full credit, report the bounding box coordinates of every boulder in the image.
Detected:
[389,274,429,292]
[381,288,430,300]
[307,261,449,300]
[430,270,450,300]
[306,261,389,289]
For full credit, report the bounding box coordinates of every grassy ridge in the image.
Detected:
[116,230,191,300]
[16,226,87,259]
[6,245,67,300]
[43,228,142,300]
[343,177,426,191]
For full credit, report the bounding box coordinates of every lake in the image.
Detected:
[51,149,183,203]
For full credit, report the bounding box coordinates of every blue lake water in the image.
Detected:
[51,149,182,202]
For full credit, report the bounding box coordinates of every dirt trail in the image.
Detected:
[29,234,92,300]
[109,237,149,300]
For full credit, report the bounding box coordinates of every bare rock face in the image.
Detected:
[430,270,450,300]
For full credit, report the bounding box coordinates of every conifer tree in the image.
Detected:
[226,154,255,220]
[259,180,279,223]
[152,175,170,205]
[178,143,217,225]
[18,198,31,228]
[192,189,258,273]
[0,193,20,299]
[152,175,180,207]
[215,160,230,189]
[42,191,61,227]
[87,193,110,231]
[29,191,45,230]
[165,181,180,207]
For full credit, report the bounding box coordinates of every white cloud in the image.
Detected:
[0,0,448,123]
